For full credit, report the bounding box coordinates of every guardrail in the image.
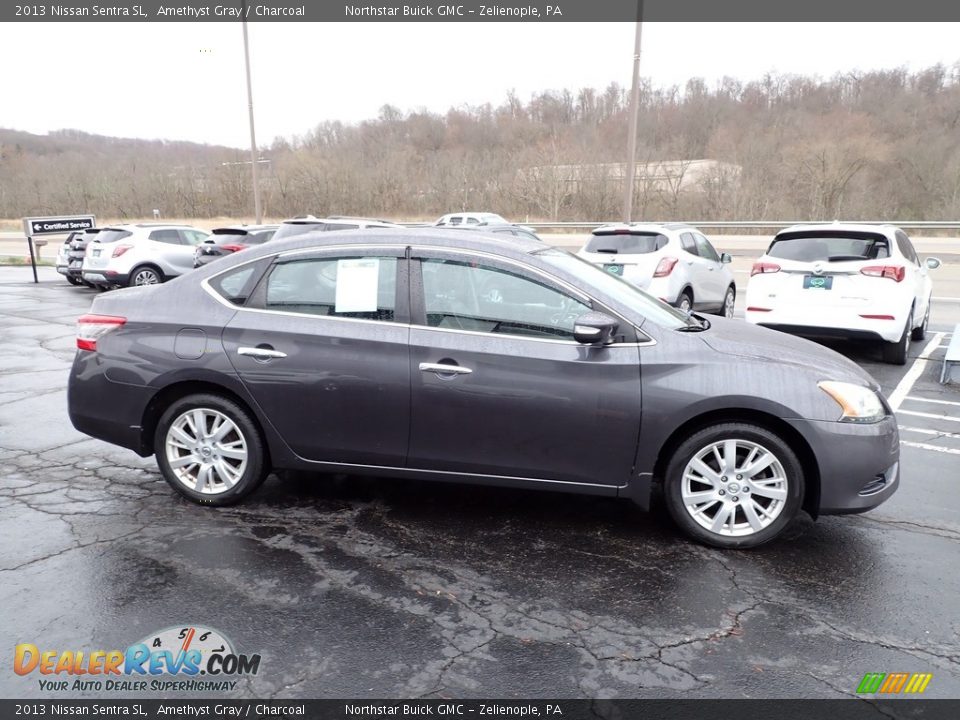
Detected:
[525,220,960,232]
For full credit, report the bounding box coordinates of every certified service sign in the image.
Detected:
[22,214,96,236]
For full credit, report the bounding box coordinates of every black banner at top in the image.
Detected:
[6,0,960,22]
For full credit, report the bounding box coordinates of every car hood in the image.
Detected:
[698,316,880,390]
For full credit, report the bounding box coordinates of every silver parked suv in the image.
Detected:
[82,224,210,289]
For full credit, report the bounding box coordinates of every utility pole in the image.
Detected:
[622,3,644,223]
[242,1,263,223]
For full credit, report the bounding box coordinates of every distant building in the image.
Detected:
[519,159,741,195]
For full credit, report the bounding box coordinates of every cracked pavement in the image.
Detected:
[1,266,959,699]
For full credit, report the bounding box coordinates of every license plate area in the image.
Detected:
[803,275,832,290]
[603,264,624,276]
[92,249,101,257]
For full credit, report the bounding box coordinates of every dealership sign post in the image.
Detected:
[21,215,96,283]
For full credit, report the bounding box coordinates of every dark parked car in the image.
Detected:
[68,230,900,548]
[65,228,101,286]
[194,224,279,268]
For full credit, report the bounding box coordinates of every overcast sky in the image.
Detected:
[1,22,958,149]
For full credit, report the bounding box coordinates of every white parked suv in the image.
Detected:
[577,223,737,317]
[745,223,941,365]
[81,224,210,289]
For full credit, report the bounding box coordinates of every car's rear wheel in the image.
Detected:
[911,301,930,342]
[664,423,805,548]
[130,266,163,287]
[882,310,912,365]
[155,394,268,506]
[677,290,693,314]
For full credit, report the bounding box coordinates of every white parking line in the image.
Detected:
[901,440,960,455]
[899,425,960,440]
[904,396,960,407]
[897,410,960,423]
[887,332,946,410]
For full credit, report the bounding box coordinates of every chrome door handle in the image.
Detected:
[419,362,472,376]
[238,346,287,359]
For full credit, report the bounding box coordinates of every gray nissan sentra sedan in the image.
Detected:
[67,229,900,548]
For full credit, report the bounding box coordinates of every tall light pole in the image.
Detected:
[622,4,644,223]
[241,2,263,223]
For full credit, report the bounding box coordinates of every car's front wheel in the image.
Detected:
[155,394,268,505]
[717,285,736,318]
[664,423,805,548]
[911,300,930,342]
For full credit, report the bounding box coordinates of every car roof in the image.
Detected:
[102,223,198,231]
[212,227,548,265]
[591,222,691,235]
[776,222,898,238]
[212,224,279,233]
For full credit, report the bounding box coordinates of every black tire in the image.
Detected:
[663,422,805,549]
[715,285,736,318]
[128,265,164,287]
[911,301,929,342]
[882,311,912,365]
[676,290,693,314]
[83,280,96,288]
[66,275,81,286]
[154,393,268,506]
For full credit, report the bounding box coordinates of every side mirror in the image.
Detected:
[926,257,941,270]
[720,252,733,264]
[573,311,619,345]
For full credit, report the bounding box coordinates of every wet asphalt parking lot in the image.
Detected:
[1,264,959,700]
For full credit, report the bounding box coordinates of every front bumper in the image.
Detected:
[786,415,900,514]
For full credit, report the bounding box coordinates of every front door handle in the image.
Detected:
[238,346,287,360]
[419,362,472,376]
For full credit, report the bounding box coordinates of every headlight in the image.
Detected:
[818,381,886,423]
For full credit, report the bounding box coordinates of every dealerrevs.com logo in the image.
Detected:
[14,625,261,692]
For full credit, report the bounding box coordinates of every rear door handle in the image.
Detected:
[238,346,287,360]
[419,362,472,376]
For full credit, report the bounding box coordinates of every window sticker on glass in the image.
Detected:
[335,258,381,313]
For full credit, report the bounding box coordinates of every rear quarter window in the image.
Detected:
[209,264,260,306]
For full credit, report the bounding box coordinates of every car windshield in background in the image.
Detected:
[585,233,668,254]
[210,232,252,246]
[767,232,891,262]
[538,249,698,330]
[272,223,320,241]
[95,229,133,244]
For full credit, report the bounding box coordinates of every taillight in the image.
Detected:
[654,257,678,277]
[220,244,248,253]
[751,262,781,276]
[112,244,133,258]
[76,314,126,351]
[746,306,773,312]
[860,265,905,282]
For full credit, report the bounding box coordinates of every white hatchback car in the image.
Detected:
[577,223,737,317]
[745,223,941,365]
[82,224,210,288]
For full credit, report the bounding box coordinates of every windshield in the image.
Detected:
[585,233,667,254]
[273,222,321,241]
[767,232,890,262]
[95,229,133,244]
[210,232,251,246]
[538,249,698,330]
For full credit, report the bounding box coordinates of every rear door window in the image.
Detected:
[149,229,183,245]
[693,233,720,262]
[680,233,699,256]
[262,256,398,322]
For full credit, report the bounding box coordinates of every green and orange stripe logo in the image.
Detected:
[857,672,932,694]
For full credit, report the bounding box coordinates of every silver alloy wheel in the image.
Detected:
[164,408,248,494]
[723,289,735,318]
[133,268,160,285]
[678,294,692,314]
[680,439,788,537]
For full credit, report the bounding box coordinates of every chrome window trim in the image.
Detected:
[200,243,657,347]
